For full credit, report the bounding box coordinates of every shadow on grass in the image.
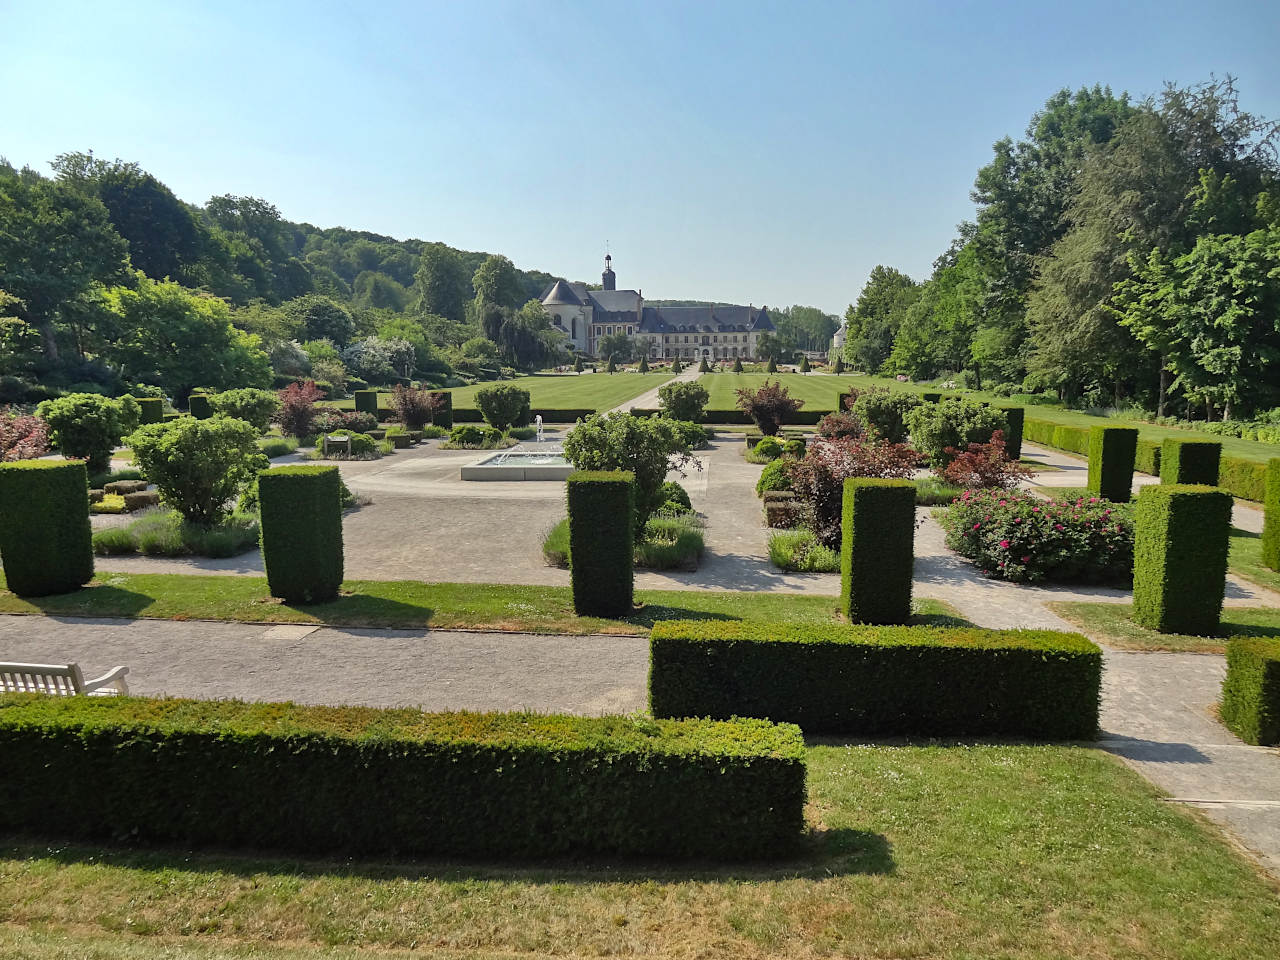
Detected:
[3,828,893,882]
[1233,526,1260,540]
[278,592,437,629]
[8,583,156,619]
[623,603,745,629]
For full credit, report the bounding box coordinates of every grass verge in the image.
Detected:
[0,571,964,635]
[1047,601,1280,654]
[2,744,1278,958]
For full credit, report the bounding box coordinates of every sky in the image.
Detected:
[3,0,1279,315]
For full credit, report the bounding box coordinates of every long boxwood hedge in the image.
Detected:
[1220,637,1280,746]
[0,697,805,859]
[630,407,823,425]
[453,407,595,424]
[649,621,1101,738]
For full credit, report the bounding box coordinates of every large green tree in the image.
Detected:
[471,254,522,310]
[842,266,919,371]
[413,243,469,324]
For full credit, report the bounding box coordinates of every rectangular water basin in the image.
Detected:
[460,448,574,481]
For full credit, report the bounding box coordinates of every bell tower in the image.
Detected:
[602,253,616,291]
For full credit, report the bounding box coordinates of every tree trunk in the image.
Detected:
[1157,357,1169,419]
[1224,399,1234,421]
[38,320,59,365]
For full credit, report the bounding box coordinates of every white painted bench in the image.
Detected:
[0,662,130,696]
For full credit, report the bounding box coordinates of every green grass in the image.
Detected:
[326,372,676,413]
[1048,601,1280,654]
[697,372,890,412]
[3,744,1279,959]
[1229,526,1280,594]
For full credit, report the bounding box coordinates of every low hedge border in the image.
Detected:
[1220,637,1280,746]
[453,407,596,425]
[0,697,806,859]
[649,621,1101,738]
[631,407,824,425]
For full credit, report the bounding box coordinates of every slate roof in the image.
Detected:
[585,289,641,313]
[543,280,582,306]
[637,305,774,334]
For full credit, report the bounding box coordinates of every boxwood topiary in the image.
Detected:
[567,470,634,616]
[657,481,691,511]
[1132,484,1232,635]
[353,389,380,417]
[1220,637,1280,746]
[649,620,1102,738]
[1160,438,1221,485]
[0,697,806,859]
[0,460,93,596]
[753,436,783,460]
[999,406,1024,461]
[135,397,164,424]
[756,457,792,497]
[258,465,344,603]
[841,478,915,624]
[1264,459,1280,571]
[188,393,212,419]
[1088,426,1138,502]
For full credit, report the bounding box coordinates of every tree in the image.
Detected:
[352,270,408,311]
[882,244,984,382]
[390,385,444,429]
[286,294,356,345]
[597,333,634,362]
[413,243,469,324]
[377,315,443,373]
[842,266,920,372]
[735,379,802,435]
[497,300,565,369]
[128,416,267,527]
[471,254,522,309]
[104,276,271,399]
[0,166,129,363]
[755,332,794,364]
[773,305,838,352]
[0,290,40,376]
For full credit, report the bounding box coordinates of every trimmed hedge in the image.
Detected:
[649,621,1101,738]
[258,465,344,604]
[188,393,212,419]
[429,390,453,428]
[353,389,380,417]
[1088,426,1137,502]
[1220,637,1280,746]
[1220,456,1267,502]
[1133,484,1232,635]
[1135,439,1162,476]
[921,392,942,402]
[840,478,914,625]
[1161,438,1221,485]
[454,407,595,424]
[0,460,94,597]
[999,406,1024,461]
[1264,459,1280,571]
[567,470,634,616]
[135,396,164,424]
[0,697,806,859]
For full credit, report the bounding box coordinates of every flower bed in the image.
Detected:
[939,489,1133,584]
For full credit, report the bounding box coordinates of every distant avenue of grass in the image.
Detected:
[697,373,886,412]
[1048,601,1280,654]
[3,744,1279,959]
[327,372,676,414]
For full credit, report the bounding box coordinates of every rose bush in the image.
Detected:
[939,489,1133,584]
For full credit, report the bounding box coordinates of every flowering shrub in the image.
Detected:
[0,409,50,461]
[939,489,1133,584]
[276,381,325,438]
[937,431,1032,489]
[788,436,919,548]
[312,409,377,435]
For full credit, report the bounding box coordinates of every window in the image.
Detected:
[571,317,577,338]
[627,326,633,335]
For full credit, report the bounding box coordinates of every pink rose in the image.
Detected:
[1022,555,1031,563]
[1000,539,1011,549]
[973,522,981,530]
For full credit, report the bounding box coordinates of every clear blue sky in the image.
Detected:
[4,0,1279,314]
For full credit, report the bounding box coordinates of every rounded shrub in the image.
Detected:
[784,437,806,458]
[904,398,1005,466]
[36,393,140,473]
[657,481,692,511]
[0,460,93,596]
[754,436,783,460]
[258,464,344,604]
[851,389,922,444]
[756,457,792,497]
[207,388,280,432]
[658,381,710,423]
[475,384,532,430]
[449,424,485,447]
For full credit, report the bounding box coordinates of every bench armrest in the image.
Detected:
[83,666,130,696]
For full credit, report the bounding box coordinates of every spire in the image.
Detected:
[602,251,616,291]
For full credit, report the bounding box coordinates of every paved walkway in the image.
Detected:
[607,361,699,414]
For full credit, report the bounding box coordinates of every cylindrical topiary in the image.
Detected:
[1088,426,1137,502]
[258,465,344,604]
[188,394,212,419]
[353,390,379,418]
[1264,459,1280,572]
[921,392,942,403]
[136,397,164,424]
[0,460,93,596]
[1132,484,1231,635]
[1000,406,1024,461]
[841,478,915,625]
[1161,438,1221,486]
[567,470,634,617]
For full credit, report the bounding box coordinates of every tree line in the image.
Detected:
[842,77,1280,419]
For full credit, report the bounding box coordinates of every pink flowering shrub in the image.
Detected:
[0,408,50,461]
[939,488,1133,584]
[788,436,919,548]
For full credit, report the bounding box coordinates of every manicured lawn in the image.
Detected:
[327,372,676,413]
[3,744,1279,958]
[0,571,962,635]
[1048,601,1280,654]
[697,372,888,412]
[1229,526,1280,594]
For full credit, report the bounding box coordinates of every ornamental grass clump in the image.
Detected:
[939,489,1134,584]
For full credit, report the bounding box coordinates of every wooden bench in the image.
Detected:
[0,662,130,696]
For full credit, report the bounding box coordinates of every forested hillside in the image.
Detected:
[843,77,1280,420]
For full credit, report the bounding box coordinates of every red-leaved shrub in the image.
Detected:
[937,431,1032,489]
[0,409,50,461]
[816,409,864,441]
[391,385,444,430]
[735,379,803,435]
[787,436,919,548]
[277,381,325,439]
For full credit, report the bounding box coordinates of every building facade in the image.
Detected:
[541,255,775,361]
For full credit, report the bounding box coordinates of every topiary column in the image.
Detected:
[1000,406,1025,461]
[258,465,344,604]
[428,391,453,429]
[188,393,212,419]
[567,470,634,617]
[136,397,164,424]
[1264,459,1280,571]
[1161,438,1221,485]
[921,392,941,403]
[353,390,379,418]
[0,460,93,597]
[840,478,916,625]
[1132,484,1231,635]
[1220,637,1280,746]
[1088,426,1138,502]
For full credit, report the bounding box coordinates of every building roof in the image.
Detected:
[543,280,582,306]
[585,289,641,313]
[636,305,775,335]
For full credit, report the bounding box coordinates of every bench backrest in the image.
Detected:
[0,662,86,695]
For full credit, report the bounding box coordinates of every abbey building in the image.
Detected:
[541,255,775,361]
